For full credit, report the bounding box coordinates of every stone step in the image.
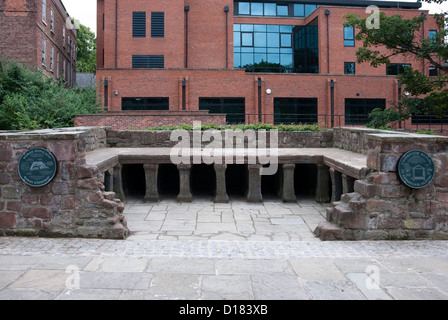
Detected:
[314,221,343,241]
[332,203,368,230]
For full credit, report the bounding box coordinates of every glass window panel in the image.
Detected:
[254,32,267,47]
[234,54,241,68]
[241,53,254,66]
[305,5,317,16]
[267,48,278,53]
[344,40,355,47]
[254,25,267,32]
[280,33,292,47]
[267,54,279,64]
[234,24,241,31]
[254,48,266,53]
[344,62,355,74]
[264,3,276,16]
[241,24,254,32]
[280,48,292,54]
[239,2,250,15]
[280,26,292,33]
[267,33,279,47]
[277,5,289,16]
[234,32,241,47]
[294,4,305,17]
[242,32,253,46]
[241,47,254,53]
[251,3,263,16]
[344,26,354,40]
[280,54,293,67]
[254,53,267,64]
[267,25,279,32]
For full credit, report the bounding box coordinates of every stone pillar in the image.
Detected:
[144,164,159,203]
[315,164,330,203]
[329,168,343,203]
[104,169,113,192]
[282,164,296,203]
[342,174,356,194]
[214,164,229,203]
[247,164,262,203]
[113,164,125,202]
[177,164,193,202]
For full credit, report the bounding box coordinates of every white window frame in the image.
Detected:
[50,8,54,33]
[42,38,47,66]
[42,0,47,24]
[63,59,66,82]
[63,27,66,47]
[50,46,54,72]
[56,52,60,79]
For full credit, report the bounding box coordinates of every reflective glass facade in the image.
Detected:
[235,2,318,17]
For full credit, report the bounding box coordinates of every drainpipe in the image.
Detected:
[224,6,230,68]
[421,13,426,74]
[115,0,118,68]
[398,82,402,129]
[325,10,330,74]
[330,80,334,128]
[185,6,190,68]
[182,79,186,111]
[104,79,109,111]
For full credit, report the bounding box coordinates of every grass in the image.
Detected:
[146,123,328,131]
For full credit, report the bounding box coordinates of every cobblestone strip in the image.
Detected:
[1,237,448,260]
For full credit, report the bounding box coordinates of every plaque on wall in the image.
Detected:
[397,150,435,189]
[18,148,57,187]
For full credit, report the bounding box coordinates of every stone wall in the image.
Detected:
[316,132,448,240]
[106,129,334,148]
[0,128,129,239]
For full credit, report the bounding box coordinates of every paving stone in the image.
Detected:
[217,260,294,275]
[385,287,448,300]
[201,275,254,300]
[147,258,216,275]
[270,218,305,225]
[380,272,434,288]
[85,257,149,273]
[148,274,201,300]
[8,269,69,293]
[0,289,54,300]
[289,259,346,281]
[0,271,25,290]
[303,280,366,300]
[252,275,310,300]
[346,273,392,300]
[55,288,123,300]
[80,272,153,290]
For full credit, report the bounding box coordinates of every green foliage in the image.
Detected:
[0,60,101,130]
[345,4,448,116]
[366,108,407,129]
[414,129,439,135]
[147,123,326,131]
[242,60,290,73]
[76,24,97,73]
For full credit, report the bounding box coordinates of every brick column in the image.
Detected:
[144,164,159,203]
[329,168,343,203]
[214,164,229,203]
[247,164,262,203]
[281,164,296,203]
[315,164,330,203]
[342,174,355,194]
[113,164,125,202]
[177,164,192,202]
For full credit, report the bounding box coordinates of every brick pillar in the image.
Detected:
[214,164,229,203]
[282,164,296,203]
[144,164,159,203]
[177,164,192,202]
[247,164,262,203]
[113,164,125,202]
[329,168,343,203]
[342,174,355,194]
[315,164,330,203]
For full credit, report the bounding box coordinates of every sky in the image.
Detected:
[61,0,448,36]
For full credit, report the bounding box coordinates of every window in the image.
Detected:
[238,2,250,15]
[42,38,46,66]
[305,4,318,16]
[50,46,54,71]
[50,8,54,32]
[429,30,437,44]
[56,53,60,79]
[293,19,319,73]
[345,99,386,125]
[386,63,411,75]
[264,3,276,16]
[62,59,66,81]
[42,0,46,24]
[151,12,164,38]
[294,4,305,17]
[68,36,71,52]
[429,67,438,77]
[280,33,292,48]
[274,98,318,124]
[344,62,355,75]
[251,3,263,16]
[122,98,169,111]
[199,98,245,124]
[344,26,355,47]
[241,32,254,47]
[63,27,66,47]
[132,55,164,68]
[236,2,317,17]
[277,5,288,16]
[133,12,146,38]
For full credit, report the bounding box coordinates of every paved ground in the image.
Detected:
[1,198,448,301]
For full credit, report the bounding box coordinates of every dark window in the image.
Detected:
[412,114,448,125]
[344,62,355,75]
[151,12,164,38]
[345,99,386,125]
[132,55,164,68]
[293,18,319,73]
[344,26,355,47]
[133,12,146,38]
[386,63,411,75]
[429,66,438,77]
[274,98,318,124]
[199,98,245,124]
[429,30,437,43]
[122,97,169,111]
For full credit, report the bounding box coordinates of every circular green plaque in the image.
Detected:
[18,148,57,187]
[398,150,435,189]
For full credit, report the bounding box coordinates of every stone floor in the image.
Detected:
[1,197,448,300]
[125,196,328,242]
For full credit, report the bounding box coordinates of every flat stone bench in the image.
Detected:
[85,147,368,204]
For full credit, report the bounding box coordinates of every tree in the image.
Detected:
[0,60,101,130]
[344,0,448,128]
[76,23,96,73]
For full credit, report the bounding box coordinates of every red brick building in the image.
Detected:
[95,0,442,128]
[0,0,77,87]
